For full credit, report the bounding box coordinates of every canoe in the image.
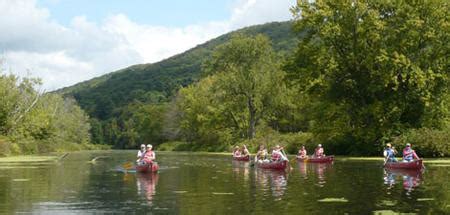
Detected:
[256,160,288,170]
[385,159,423,170]
[233,155,250,161]
[297,155,334,163]
[136,162,159,173]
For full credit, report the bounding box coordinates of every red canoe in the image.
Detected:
[233,155,250,161]
[385,159,423,170]
[297,156,334,163]
[256,160,288,170]
[136,162,159,173]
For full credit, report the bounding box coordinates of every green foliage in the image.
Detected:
[238,126,314,155]
[203,34,286,139]
[57,21,299,148]
[0,72,95,156]
[392,126,450,157]
[287,0,449,155]
[177,76,235,147]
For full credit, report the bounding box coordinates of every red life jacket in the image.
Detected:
[143,150,155,163]
[272,151,281,161]
[315,147,324,157]
[233,150,241,157]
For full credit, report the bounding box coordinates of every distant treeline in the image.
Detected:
[62,0,448,157]
[0,73,106,156]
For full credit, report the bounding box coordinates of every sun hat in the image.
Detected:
[147,144,153,148]
[406,143,411,147]
[386,143,392,147]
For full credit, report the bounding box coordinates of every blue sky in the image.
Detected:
[1,0,294,90]
[37,0,235,27]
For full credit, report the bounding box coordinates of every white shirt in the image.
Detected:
[137,150,145,158]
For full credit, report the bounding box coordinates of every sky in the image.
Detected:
[0,0,295,90]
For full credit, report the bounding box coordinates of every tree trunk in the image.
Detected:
[247,97,256,139]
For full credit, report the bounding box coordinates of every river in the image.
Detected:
[0,151,448,214]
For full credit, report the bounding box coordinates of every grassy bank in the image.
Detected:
[0,136,110,157]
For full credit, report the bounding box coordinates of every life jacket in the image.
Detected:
[403,147,414,161]
[298,149,307,157]
[271,150,281,161]
[143,150,155,163]
[315,147,324,157]
[233,150,241,157]
[257,150,267,160]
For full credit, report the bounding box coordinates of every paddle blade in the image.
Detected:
[122,162,134,170]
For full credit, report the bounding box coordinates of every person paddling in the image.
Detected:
[255,145,269,163]
[233,146,241,157]
[402,143,419,162]
[297,145,308,159]
[143,144,156,165]
[383,143,397,163]
[271,145,288,162]
[242,145,250,157]
[137,144,146,164]
[313,144,325,158]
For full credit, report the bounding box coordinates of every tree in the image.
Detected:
[288,0,449,153]
[204,34,286,139]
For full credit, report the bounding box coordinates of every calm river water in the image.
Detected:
[0,151,449,214]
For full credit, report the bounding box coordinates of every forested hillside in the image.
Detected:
[58,0,449,157]
[57,21,303,149]
[58,21,299,120]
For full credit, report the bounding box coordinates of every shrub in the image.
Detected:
[392,127,450,157]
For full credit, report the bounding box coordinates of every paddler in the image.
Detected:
[313,144,325,158]
[136,144,146,164]
[242,145,250,157]
[143,144,156,164]
[297,145,308,159]
[233,146,241,157]
[402,143,420,162]
[271,145,288,162]
[383,143,397,163]
[255,145,269,163]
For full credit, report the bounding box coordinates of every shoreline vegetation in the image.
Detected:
[0,73,110,157]
[2,1,449,157]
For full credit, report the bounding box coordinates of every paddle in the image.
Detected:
[281,149,293,171]
[122,161,134,170]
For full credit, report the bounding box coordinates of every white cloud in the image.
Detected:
[0,0,295,90]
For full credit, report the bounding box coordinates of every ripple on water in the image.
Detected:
[317,197,348,203]
[12,178,30,182]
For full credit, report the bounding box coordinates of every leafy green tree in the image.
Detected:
[288,0,449,154]
[204,34,286,139]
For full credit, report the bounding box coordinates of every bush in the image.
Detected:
[158,141,190,151]
[236,126,314,155]
[392,127,450,157]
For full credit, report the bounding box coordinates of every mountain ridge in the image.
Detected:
[57,21,299,121]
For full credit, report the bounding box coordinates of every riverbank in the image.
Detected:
[0,136,110,157]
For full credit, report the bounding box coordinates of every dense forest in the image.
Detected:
[57,0,449,156]
[0,72,105,156]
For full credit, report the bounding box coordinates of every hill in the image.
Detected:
[57,21,299,120]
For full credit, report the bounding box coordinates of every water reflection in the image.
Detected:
[254,169,287,200]
[383,168,423,194]
[136,173,159,206]
[297,162,332,186]
[232,161,250,182]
